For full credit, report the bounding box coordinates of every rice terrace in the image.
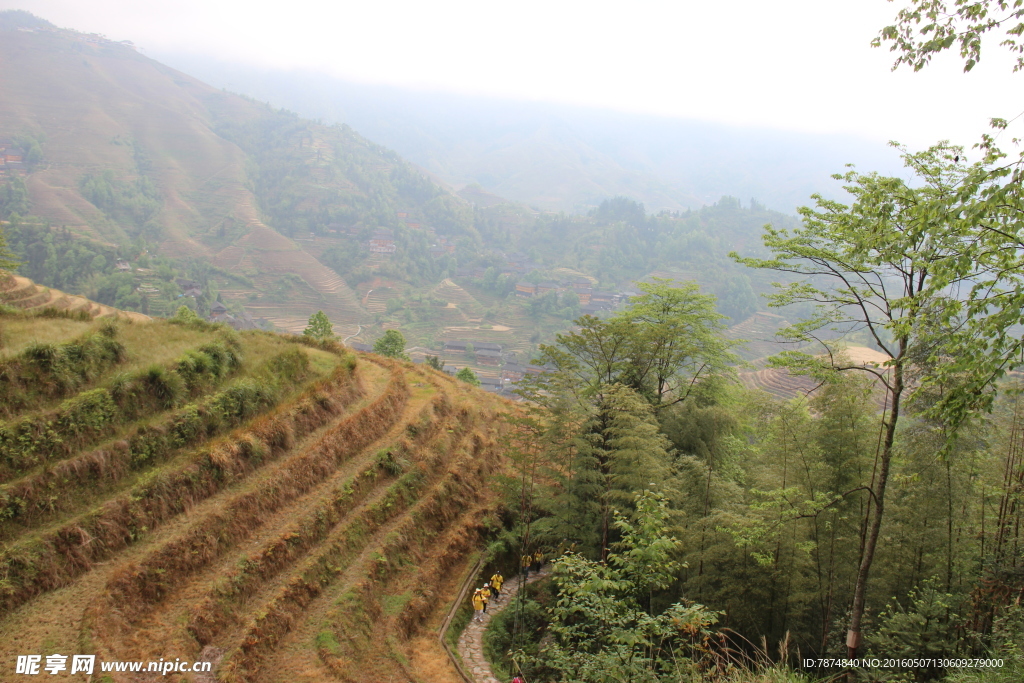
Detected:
[0,294,510,682]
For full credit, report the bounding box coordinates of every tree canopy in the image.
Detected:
[373,329,408,359]
[303,310,335,341]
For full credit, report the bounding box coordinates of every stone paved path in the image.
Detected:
[457,567,550,683]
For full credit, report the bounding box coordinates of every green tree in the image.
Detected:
[424,354,443,370]
[613,278,735,406]
[731,144,987,657]
[0,225,19,271]
[538,491,719,683]
[0,177,30,220]
[455,366,480,386]
[531,279,734,408]
[303,310,336,341]
[875,0,1024,73]
[373,329,408,359]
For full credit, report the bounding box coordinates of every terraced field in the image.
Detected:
[737,367,820,401]
[727,311,796,362]
[0,272,149,322]
[0,308,510,682]
[738,346,893,410]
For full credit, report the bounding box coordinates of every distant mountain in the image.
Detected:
[149,54,906,213]
[0,20,477,334]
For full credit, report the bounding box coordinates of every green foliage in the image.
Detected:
[374,448,408,476]
[373,329,408,359]
[79,169,162,238]
[0,330,127,416]
[424,354,443,370]
[537,491,720,682]
[455,367,480,386]
[729,144,1019,653]
[303,310,335,341]
[874,0,1024,73]
[0,176,30,221]
[0,224,19,271]
[527,279,735,407]
[865,579,960,681]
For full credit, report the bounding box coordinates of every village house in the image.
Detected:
[571,279,593,292]
[478,376,504,393]
[577,289,593,305]
[474,342,502,352]
[581,303,611,316]
[536,282,559,294]
[115,259,132,272]
[515,281,536,297]
[368,230,396,254]
[476,349,502,366]
[501,363,527,382]
[444,340,469,354]
[4,149,25,167]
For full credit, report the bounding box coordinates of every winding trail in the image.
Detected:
[457,567,551,683]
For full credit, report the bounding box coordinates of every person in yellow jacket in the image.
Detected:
[480,583,492,612]
[532,550,544,573]
[471,588,485,622]
[490,571,504,601]
[521,553,532,578]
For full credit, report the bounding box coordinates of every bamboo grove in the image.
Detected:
[493,143,1024,682]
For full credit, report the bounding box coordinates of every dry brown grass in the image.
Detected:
[0,338,516,683]
[96,369,408,626]
[0,359,364,614]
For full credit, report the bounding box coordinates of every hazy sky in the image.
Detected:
[5,0,1021,148]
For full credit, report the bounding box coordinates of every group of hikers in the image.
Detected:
[520,549,544,578]
[470,550,549,624]
[470,570,504,622]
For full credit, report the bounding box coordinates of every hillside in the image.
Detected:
[149,56,905,213]
[0,22,476,335]
[0,306,512,682]
[0,12,814,376]
[0,270,148,321]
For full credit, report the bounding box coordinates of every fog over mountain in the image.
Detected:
[152,52,906,214]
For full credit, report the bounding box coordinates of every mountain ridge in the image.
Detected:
[149,53,906,213]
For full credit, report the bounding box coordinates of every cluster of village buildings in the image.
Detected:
[0,140,26,175]
[169,277,267,331]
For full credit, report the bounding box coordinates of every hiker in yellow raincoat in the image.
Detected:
[490,571,504,601]
[471,588,485,622]
[532,550,544,573]
[521,553,532,578]
[480,582,492,612]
